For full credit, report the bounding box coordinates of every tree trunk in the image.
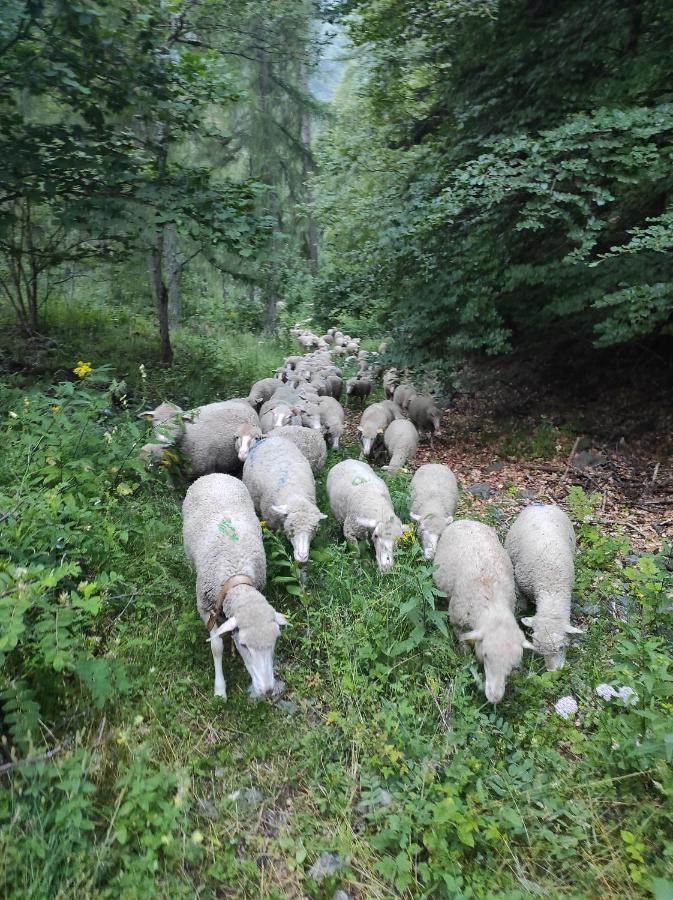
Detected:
[148,238,173,364]
[301,112,319,273]
[164,223,182,324]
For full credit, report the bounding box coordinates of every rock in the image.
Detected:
[575,436,592,451]
[623,553,643,565]
[308,852,345,881]
[214,767,226,778]
[333,891,353,900]
[516,489,537,499]
[355,788,393,814]
[228,787,263,811]
[196,797,218,820]
[467,483,494,499]
[487,505,506,522]
[484,461,504,474]
[572,451,606,470]
[580,602,601,616]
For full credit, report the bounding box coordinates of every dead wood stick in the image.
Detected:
[558,437,581,488]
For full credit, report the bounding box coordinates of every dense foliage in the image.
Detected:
[312,0,673,366]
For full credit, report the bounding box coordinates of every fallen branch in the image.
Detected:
[0,739,71,775]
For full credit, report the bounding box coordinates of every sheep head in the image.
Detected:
[520,615,584,671]
[216,587,290,698]
[460,621,534,704]
[272,499,327,563]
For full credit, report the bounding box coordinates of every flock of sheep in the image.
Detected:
[139,325,583,705]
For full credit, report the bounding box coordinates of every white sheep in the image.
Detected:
[382,368,400,400]
[358,400,403,457]
[242,435,326,562]
[392,384,417,412]
[382,419,419,474]
[139,400,260,476]
[504,504,582,671]
[248,378,280,409]
[317,396,345,449]
[408,395,442,446]
[327,459,408,573]
[433,520,533,703]
[268,425,327,474]
[182,474,289,699]
[409,464,458,560]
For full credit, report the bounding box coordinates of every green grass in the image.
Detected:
[1,329,672,898]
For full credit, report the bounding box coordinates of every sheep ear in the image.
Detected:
[274,612,290,626]
[318,513,328,520]
[410,512,421,522]
[137,410,155,420]
[565,624,585,635]
[522,638,536,651]
[271,505,289,515]
[520,616,535,628]
[356,517,377,529]
[181,412,194,422]
[216,617,238,636]
[460,630,482,643]
[356,425,363,433]
[445,515,454,525]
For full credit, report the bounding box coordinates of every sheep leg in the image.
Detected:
[209,629,227,699]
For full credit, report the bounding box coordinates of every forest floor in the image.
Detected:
[1,316,672,899]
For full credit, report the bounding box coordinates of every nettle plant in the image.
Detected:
[0,366,148,751]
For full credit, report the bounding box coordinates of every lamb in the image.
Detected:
[504,504,582,671]
[139,400,260,476]
[409,463,458,560]
[269,425,327,474]
[248,377,280,409]
[408,394,442,446]
[242,435,326,562]
[327,459,408,573]
[358,400,403,457]
[259,402,296,432]
[382,419,419,474]
[433,520,533,703]
[383,368,400,400]
[392,383,417,412]
[235,422,263,462]
[182,474,289,699]
[318,396,345,449]
[345,376,371,405]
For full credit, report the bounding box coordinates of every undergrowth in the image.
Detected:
[1,340,672,898]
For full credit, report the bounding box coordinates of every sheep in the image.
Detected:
[137,400,188,445]
[327,459,408,573]
[268,425,327,474]
[409,464,458,560]
[378,342,388,355]
[382,419,419,474]
[358,400,403,457]
[259,402,296,432]
[408,395,442,446]
[235,422,263,462]
[345,376,371,405]
[392,383,417,412]
[504,504,582,671]
[249,377,280,409]
[139,400,260,476]
[318,396,345,449]
[324,373,343,399]
[297,400,322,431]
[433,520,533,704]
[242,435,326,563]
[383,368,400,400]
[182,474,289,699]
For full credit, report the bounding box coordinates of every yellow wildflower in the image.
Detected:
[259,520,269,532]
[398,524,415,543]
[73,360,93,378]
[51,405,61,413]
